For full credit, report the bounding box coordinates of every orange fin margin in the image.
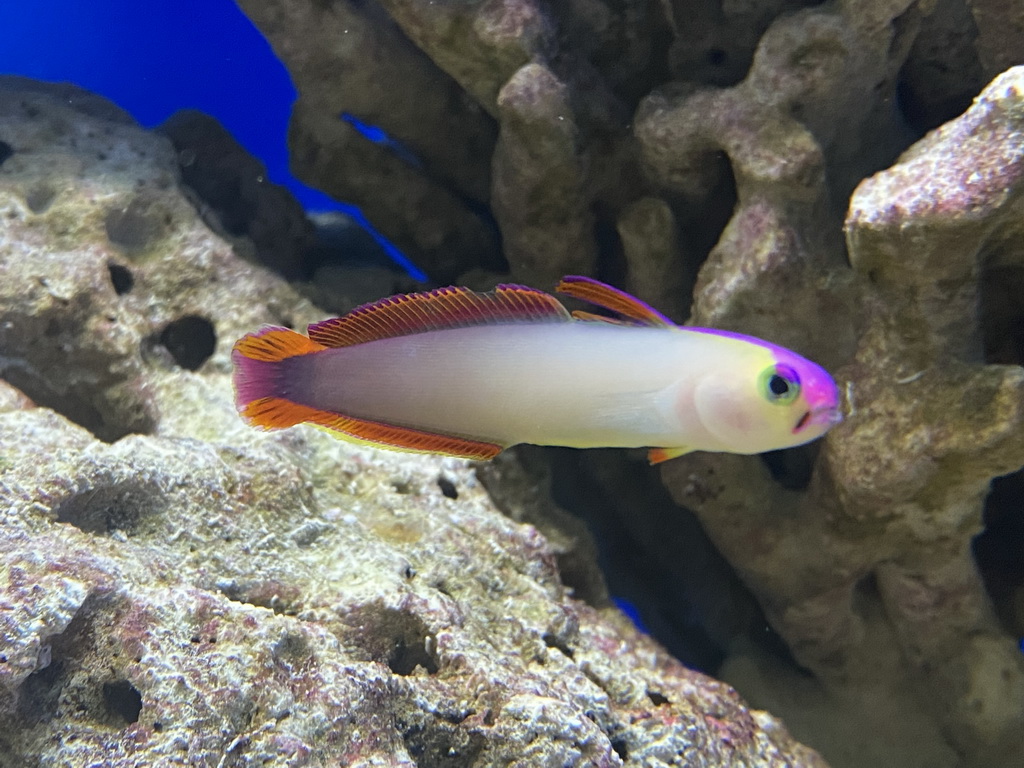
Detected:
[557,276,675,327]
[308,284,571,348]
[242,397,503,461]
[233,326,325,362]
[648,447,690,465]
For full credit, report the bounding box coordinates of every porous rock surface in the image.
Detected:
[0,79,826,766]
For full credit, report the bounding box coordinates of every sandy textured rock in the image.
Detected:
[0,77,314,442]
[0,78,826,767]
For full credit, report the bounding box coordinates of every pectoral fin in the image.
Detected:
[648,447,691,464]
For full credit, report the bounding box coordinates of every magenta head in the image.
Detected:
[687,327,843,453]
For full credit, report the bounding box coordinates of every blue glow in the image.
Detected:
[613,596,649,635]
[341,113,390,145]
[0,0,426,281]
[342,207,429,283]
[341,112,423,170]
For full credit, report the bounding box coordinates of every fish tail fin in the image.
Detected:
[231,326,325,429]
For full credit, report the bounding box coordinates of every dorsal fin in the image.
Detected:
[308,284,571,348]
[556,276,675,327]
[570,310,632,325]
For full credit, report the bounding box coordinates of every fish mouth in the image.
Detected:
[792,406,843,433]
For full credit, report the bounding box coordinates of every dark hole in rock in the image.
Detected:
[104,195,166,252]
[52,480,163,535]
[357,606,439,675]
[647,690,670,706]
[18,659,66,725]
[542,631,575,660]
[611,738,629,760]
[400,722,485,768]
[706,48,727,66]
[591,200,628,288]
[26,185,56,213]
[107,263,134,295]
[895,78,975,138]
[391,479,415,495]
[160,315,216,370]
[0,140,12,166]
[102,680,142,725]
[894,0,985,135]
[686,151,738,273]
[388,634,438,676]
[974,469,1024,638]
[0,365,154,443]
[437,476,458,499]
[759,442,818,491]
[545,448,766,674]
[980,265,1024,365]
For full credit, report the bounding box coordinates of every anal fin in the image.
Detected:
[241,398,503,461]
[648,447,690,465]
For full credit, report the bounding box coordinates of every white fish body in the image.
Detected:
[232,277,842,462]
[292,322,749,451]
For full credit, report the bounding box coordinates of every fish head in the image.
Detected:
[689,333,841,454]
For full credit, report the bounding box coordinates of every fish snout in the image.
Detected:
[792,405,843,434]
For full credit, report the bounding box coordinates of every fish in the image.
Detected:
[232,276,842,464]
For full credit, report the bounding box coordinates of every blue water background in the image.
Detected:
[0,0,426,280]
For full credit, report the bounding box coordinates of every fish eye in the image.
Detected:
[760,365,801,404]
[769,375,790,396]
